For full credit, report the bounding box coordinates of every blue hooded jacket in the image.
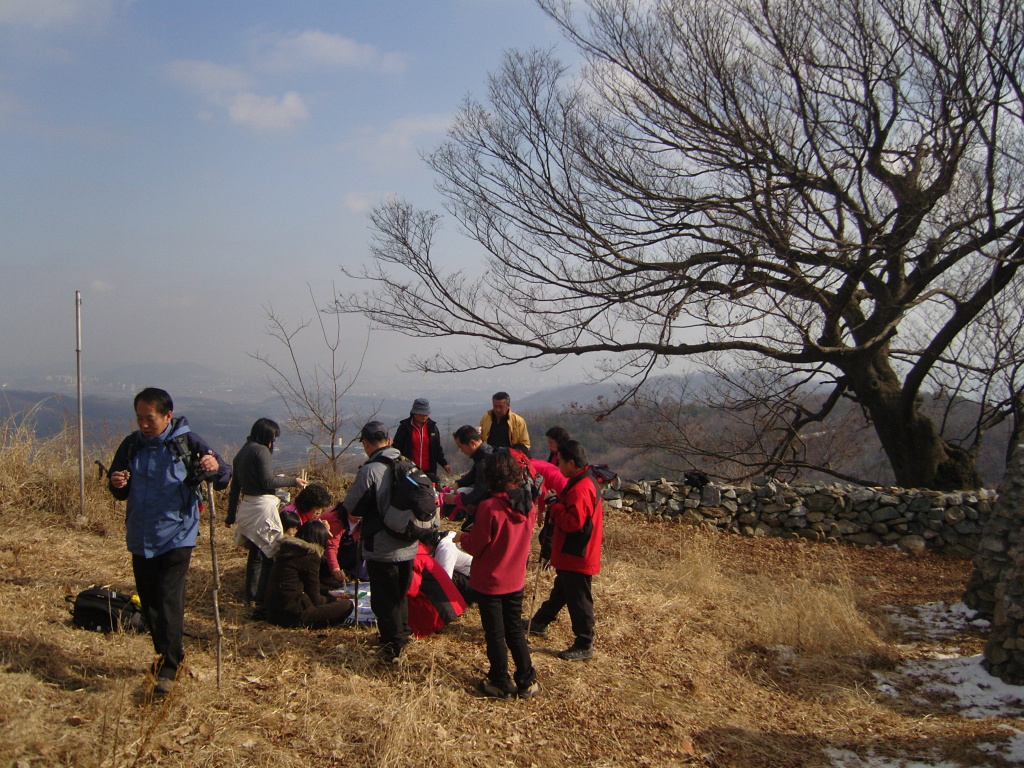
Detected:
[108,416,231,558]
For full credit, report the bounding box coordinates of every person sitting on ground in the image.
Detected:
[279,509,301,537]
[442,425,494,522]
[283,483,332,525]
[320,502,360,586]
[226,418,308,608]
[527,440,603,662]
[480,392,531,450]
[392,398,452,485]
[456,450,539,699]
[407,541,468,638]
[428,530,475,604]
[263,521,353,629]
[544,426,570,465]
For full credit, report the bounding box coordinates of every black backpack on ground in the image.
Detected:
[68,587,148,633]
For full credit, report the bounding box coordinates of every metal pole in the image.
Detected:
[76,291,85,517]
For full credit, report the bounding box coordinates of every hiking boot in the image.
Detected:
[558,645,594,661]
[154,676,175,695]
[375,645,403,665]
[477,678,514,699]
[521,618,548,637]
[516,681,541,699]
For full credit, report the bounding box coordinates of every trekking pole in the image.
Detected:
[205,481,224,688]
[526,554,544,633]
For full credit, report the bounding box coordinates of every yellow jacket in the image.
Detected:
[480,410,531,450]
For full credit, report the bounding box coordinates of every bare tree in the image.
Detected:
[251,284,375,473]
[343,0,1024,490]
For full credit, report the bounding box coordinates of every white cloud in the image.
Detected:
[227,91,309,132]
[0,0,127,29]
[258,29,408,74]
[341,192,377,213]
[347,113,452,161]
[90,279,115,293]
[167,60,306,132]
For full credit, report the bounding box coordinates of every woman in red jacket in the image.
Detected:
[457,451,539,699]
[528,440,602,661]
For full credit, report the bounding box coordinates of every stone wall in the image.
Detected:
[972,443,1024,683]
[602,477,997,557]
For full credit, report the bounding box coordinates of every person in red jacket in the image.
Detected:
[457,451,540,698]
[527,440,603,661]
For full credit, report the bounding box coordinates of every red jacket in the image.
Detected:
[549,468,602,575]
[459,491,536,595]
[292,505,350,576]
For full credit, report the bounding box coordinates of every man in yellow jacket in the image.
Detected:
[480,391,531,450]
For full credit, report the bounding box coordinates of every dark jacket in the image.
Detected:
[108,416,231,558]
[264,536,326,627]
[454,443,494,507]
[392,416,449,475]
[226,439,298,524]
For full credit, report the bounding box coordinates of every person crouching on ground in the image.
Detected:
[264,521,353,629]
[456,450,540,699]
[527,440,603,661]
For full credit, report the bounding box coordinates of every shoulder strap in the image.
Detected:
[167,433,194,464]
[564,467,596,493]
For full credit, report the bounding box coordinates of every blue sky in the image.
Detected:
[0,0,571,391]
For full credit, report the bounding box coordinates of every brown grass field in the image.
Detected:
[0,423,1011,767]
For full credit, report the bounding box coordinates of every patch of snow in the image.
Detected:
[895,654,1024,719]
[824,747,962,768]
[824,601,1024,766]
[977,726,1024,763]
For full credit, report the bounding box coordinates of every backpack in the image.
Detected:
[67,588,147,633]
[498,447,545,506]
[364,454,441,544]
[684,470,710,490]
[591,464,619,489]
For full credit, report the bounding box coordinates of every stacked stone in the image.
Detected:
[600,477,995,556]
[973,444,1024,683]
[963,444,1024,621]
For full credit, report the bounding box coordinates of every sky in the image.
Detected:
[0,0,577,392]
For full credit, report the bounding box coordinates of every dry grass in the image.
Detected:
[0,426,1009,767]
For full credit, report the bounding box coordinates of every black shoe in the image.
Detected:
[558,645,593,661]
[375,644,405,665]
[521,618,548,637]
[478,678,514,699]
[516,681,541,699]
[154,676,175,695]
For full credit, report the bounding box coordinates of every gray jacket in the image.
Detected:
[342,446,418,563]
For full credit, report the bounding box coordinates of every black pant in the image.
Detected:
[244,540,272,606]
[532,569,594,649]
[451,570,478,605]
[478,590,536,692]
[299,598,354,629]
[132,546,192,679]
[366,558,414,656]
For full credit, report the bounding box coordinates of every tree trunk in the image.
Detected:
[844,354,982,491]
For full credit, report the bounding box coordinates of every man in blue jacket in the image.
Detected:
[107,388,231,695]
